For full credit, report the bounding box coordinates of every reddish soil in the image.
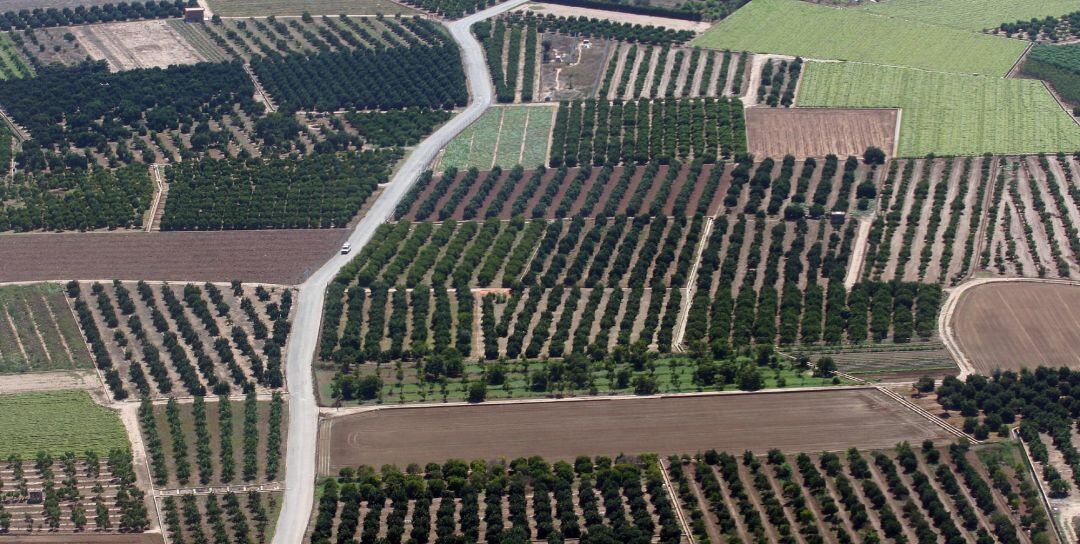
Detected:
[0,230,347,285]
[745,108,898,159]
[952,281,1080,374]
[324,388,953,470]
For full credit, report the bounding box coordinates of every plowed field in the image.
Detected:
[0,230,347,285]
[952,281,1080,373]
[323,388,953,470]
[745,107,898,158]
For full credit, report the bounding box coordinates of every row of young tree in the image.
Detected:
[312,455,682,544]
[0,0,194,31]
[250,40,468,112]
[161,150,400,230]
[504,12,696,45]
[0,164,153,233]
[161,491,275,544]
[756,56,801,108]
[0,60,259,154]
[0,450,147,533]
[549,98,747,167]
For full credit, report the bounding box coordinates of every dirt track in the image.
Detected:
[951,281,1080,373]
[0,230,347,285]
[323,388,953,470]
[746,107,898,159]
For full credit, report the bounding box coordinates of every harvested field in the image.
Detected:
[323,388,954,470]
[745,107,898,159]
[204,0,419,16]
[71,20,209,71]
[951,281,1080,374]
[0,230,347,285]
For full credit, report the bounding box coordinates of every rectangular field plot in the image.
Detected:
[439,105,554,170]
[797,61,1080,157]
[0,32,32,80]
[322,389,955,469]
[71,20,211,71]
[745,107,898,159]
[0,390,128,458]
[693,0,1026,76]
[205,0,419,16]
[859,0,1080,32]
[0,284,93,374]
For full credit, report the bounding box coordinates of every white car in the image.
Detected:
[341,242,352,254]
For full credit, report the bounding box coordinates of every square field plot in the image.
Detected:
[71,20,211,71]
[745,107,898,159]
[440,104,555,170]
[692,0,1027,76]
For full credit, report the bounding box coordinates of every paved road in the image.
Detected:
[271,2,528,542]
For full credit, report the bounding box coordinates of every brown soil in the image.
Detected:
[0,230,346,285]
[952,281,1080,373]
[745,108,898,159]
[324,388,954,471]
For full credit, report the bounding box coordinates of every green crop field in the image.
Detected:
[859,0,1080,32]
[0,33,33,81]
[692,0,1026,76]
[0,391,129,458]
[0,283,94,374]
[440,105,554,170]
[205,0,419,16]
[797,61,1080,157]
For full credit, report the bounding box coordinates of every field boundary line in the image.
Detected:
[155,482,282,497]
[891,108,902,157]
[1005,41,1033,79]
[1012,427,1071,544]
[1040,79,1080,128]
[319,384,878,418]
[872,384,975,443]
[145,164,165,233]
[2,307,28,362]
[658,457,696,544]
[672,215,713,351]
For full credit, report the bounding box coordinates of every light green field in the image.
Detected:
[441,105,555,169]
[692,0,1026,76]
[0,284,94,374]
[797,61,1080,157]
[0,391,129,458]
[205,0,419,16]
[0,33,33,81]
[860,0,1080,32]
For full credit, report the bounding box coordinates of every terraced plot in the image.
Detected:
[798,61,1080,157]
[693,0,1026,76]
[0,284,94,374]
[440,105,555,169]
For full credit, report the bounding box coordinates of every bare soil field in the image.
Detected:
[745,107,898,158]
[205,0,420,16]
[71,20,208,71]
[0,230,346,285]
[323,388,953,470]
[517,3,712,32]
[951,281,1080,374]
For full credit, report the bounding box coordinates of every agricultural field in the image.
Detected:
[745,108,898,159]
[0,284,93,374]
[858,0,1080,32]
[797,61,1080,157]
[9,26,90,68]
[159,491,282,544]
[204,0,419,16]
[0,391,128,458]
[0,32,32,80]
[0,165,154,233]
[321,389,954,468]
[70,19,210,71]
[693,0,1026,77]
[439,105,555,169]
[140,394,286,489]
[66,280,293,401]
[950,281,1080,374]
[0,229,348,285]
[995,9,1080,42]
[751,55,800,107]
[1022,42,1080,106]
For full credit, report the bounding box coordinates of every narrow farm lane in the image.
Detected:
[271,2,529,542]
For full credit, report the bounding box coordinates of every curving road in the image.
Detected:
[271,2,528,542]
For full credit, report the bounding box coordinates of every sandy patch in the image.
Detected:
[72,19,207,71]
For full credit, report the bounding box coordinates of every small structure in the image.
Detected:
[27,490,43,504]
[829,211,847,224]
[581,39,592,49]
[184,7,206,22]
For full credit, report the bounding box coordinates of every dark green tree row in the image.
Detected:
[161,491,273,544]
[161,149,399,230]
[250,40,467,112]
[505,12,696,45]
[342,108,452,147]
[0,1,193,31]
[756,56,801,108]
[549,98,746,167]
[0,164,153,232]
[998,11,1080,41]
[313,455,681,544]
[1023,43,1080,105]
[0,60,258,154]
[397,0,502,19]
